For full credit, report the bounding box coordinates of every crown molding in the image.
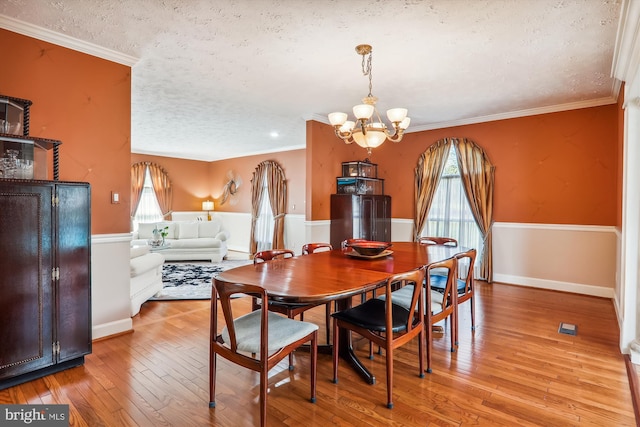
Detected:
[0,14,138,66]
[612,0,640,93]
[309,97,617,133]
[408,97,618,132]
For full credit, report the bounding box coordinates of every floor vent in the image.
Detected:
[558,322,577,336]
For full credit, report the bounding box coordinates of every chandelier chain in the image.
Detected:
[361,50,374,97]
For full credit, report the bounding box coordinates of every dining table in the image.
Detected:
[213,241,466,384]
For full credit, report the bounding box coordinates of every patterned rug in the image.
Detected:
[150,259,252,300]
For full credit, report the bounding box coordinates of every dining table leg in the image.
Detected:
[336,297,376,385]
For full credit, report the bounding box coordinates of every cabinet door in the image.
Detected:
[372,195,391,242]
[330,194,355,249]
[360,195,391,242]
[55,183,91,362]
[0,182,54,379]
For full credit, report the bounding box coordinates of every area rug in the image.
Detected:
[150,259,252,301]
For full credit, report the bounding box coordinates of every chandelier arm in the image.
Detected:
[385,129,404,143]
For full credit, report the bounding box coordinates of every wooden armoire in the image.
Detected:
[0,179,91,390]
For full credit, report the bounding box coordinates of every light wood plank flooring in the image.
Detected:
[0,281,635,426]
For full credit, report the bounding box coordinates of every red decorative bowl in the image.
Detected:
[348,241,392,256]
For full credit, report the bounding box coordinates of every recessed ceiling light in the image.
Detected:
[269,131,279,138]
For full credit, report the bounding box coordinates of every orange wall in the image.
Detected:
[0,29,131,234]
[2,30,620,232]
[308,105,618,226]
[131,149,306,218]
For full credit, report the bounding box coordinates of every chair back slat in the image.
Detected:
[253,249,295,263]
[456,248,476,294]
[419,236,458,246]
[383,268,425,333]
[426,257,456,312]
[302,243,333,255]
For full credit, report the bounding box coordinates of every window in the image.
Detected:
[254,171,274,251]
[423,145,483,266]
[133,168,163,231]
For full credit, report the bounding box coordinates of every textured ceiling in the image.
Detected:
[0,0,622,161]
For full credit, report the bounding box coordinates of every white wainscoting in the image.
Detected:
[91,233,133,340]
[89,217,616,340]
[299,218,616,298]
[492,222,616,298]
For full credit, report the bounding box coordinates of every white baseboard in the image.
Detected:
[493,273,614,298]
[92,318,133,340]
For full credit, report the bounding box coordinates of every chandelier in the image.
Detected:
[328,44,410,154]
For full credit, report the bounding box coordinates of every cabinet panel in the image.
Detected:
[330,194,391,249]
[0,183,54,379]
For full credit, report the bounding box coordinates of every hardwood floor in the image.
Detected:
[0,282,635,426]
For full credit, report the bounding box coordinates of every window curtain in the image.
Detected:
[147,162,173,218]
[249,161,287,254]
[414,138,452,241]
[453,138,495,282]
[130,162,147,223]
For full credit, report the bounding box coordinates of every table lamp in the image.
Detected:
[202,200,214,221]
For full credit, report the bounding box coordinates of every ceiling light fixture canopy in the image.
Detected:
[328,44,410,155]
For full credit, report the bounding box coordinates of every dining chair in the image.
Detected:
[332,268,425,409]
[253,248,327,368]
[209,280,318,427]
[301,243,333,345]
[418,236,458,246]
[385,257,457,373]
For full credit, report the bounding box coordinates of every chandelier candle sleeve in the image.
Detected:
[328,44,410,155]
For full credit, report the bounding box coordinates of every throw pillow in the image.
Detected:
[198,221,221,238]
[178,221,199,239]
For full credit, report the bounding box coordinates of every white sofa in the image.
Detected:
[130,245,164,316]
[132,218,230,263]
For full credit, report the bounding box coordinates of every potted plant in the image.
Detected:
[152,225,169,246]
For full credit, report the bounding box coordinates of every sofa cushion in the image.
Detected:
[130,245,150,259]
[178,221,199,239]
[198,221,221,238]
[130,252,164,277]
[166,238,222,249]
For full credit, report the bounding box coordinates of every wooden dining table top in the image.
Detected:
[214,242,464,304]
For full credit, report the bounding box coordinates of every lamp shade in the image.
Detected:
[328,112,348,126]
[386,108,408,123]
[202,201,214,211]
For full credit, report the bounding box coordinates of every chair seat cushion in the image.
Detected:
[332,299,410,333]
[429,274,465,293]
[222,311,318,353]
